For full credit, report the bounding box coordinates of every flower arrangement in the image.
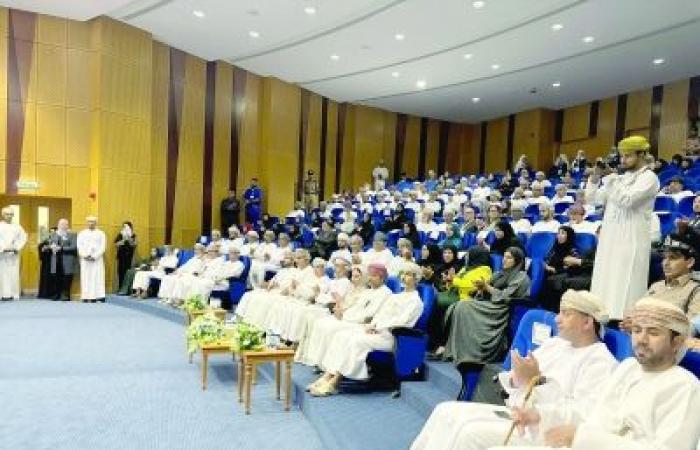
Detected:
[186,314,225,354]
[229,321,265,352]
[181,294,206,313]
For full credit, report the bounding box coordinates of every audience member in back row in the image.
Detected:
[531,203,560,233]
[412,290,616,450]
[443,247,530,365]
[487,221,524,255]
[428,246,492,358]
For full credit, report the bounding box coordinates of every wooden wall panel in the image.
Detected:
[211,62,232,231]
[625,88,652,133]
[402,115,420,177]
[559,97,617,161]
[485,117,508,173]
[323,101,338,198]
[381,110,396,179]
[562,104,590,142]
[259,77,300,215]
[659,79,689,159]
[352,105,385,189]
[304,92,322,181]
[235,72,261,195]
[425,119,439,174]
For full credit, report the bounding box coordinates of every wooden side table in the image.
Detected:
[237,348,295,415]
[186,308,227,325]
[200,342,234,390]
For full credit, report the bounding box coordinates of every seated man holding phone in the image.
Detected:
[411,290,618,450]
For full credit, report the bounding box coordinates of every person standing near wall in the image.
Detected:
[304,170,319,212]
[0,207,27,301]
[220,190,241,231]
[114,221,137,290]
[48,219,78,301]
[78,217,106,303]
[244,178,263,225]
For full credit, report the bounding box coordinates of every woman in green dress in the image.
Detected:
[118,247,159,296]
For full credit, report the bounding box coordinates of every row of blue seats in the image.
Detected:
[458,308,700,400]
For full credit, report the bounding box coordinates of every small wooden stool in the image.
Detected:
[237,348,295,414]
[185,309,228,363]
[200,342,234,390]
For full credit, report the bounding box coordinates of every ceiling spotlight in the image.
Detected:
[394,33,405,41]
[330,54,340,61]
[491,63,500,70]
[248,30,260,38]
[551,23,563,31]
[463,53,473,60]
[471,97,481,103]
[552,82,561,88]
[582,36,595,43]
[192,10,205,18]
[391,71,400,78]
[304,6,317,15]
[472,1,486,9]
[416,80,427,89]
[653,58,665,65]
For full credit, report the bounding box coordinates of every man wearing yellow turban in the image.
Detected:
[584,136,660,320]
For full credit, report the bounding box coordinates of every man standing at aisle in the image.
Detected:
[0,207,27,301]
[48,218,77,301]
[244,178,263,225]
[219,190,241,232]
[77,216,106,303]
[303,170,319,212]
[585,136,659,320]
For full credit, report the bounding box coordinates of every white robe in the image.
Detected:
[158,256,203,300]
[586,167,659,319]
[491,358,700,450]
[132,254,179,290]
[0,221,27,299]
[77,228,106,300]
[411,337,618,450]
[297,285,392,366]
[362,248,394,270]
[236,267,298,328]
[184,257,244,300]
[320,290,423,380]
[263,266,318,337]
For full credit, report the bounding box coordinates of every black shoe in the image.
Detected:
[89,300,96,303]
[97,298,105,303]
[82,299,88,303]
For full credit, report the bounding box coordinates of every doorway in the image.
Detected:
[0,195,72,296]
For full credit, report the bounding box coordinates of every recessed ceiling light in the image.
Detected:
[463,53,473,60]
[246,9,259,16]
[653,58,665,65]
[472,1,486,9]
[491,63,500,70]
[471,97,481,103]
[416,80,427,89]
[391,71,400,78]
[330,54,340,61]
[394,33,405,41]
[248,30,260,38]
[552,82,561,88]
[582,36,595,43]
[192,10,205,18]
[304,6,317,15]
[551,23,563,31]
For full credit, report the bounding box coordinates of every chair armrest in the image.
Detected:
[391,327,425,338]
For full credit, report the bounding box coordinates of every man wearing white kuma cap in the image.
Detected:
[0,207,27,300]
[487,297,700,450]
[412,290,618,450]
[77,216,106,303]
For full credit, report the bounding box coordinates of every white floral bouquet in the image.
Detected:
[229,322,265,352]
[181,294,206,313]
[186,314,225,354]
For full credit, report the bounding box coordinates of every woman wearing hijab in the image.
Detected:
[439,223,462,249]
[403,222,422,250]
[114,221,137,290]
[443,247,530,365]
[544,226,579,275]
[489,220,524,255]
[540,226,584,312]
[356,211,375,245]
[427,246,491,356]
[418,244,442,286]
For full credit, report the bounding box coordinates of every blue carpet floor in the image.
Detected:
[0,299,324,450]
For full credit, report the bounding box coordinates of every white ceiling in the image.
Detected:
[6,0,700,123]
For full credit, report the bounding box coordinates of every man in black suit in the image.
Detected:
[48,218,78,301]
